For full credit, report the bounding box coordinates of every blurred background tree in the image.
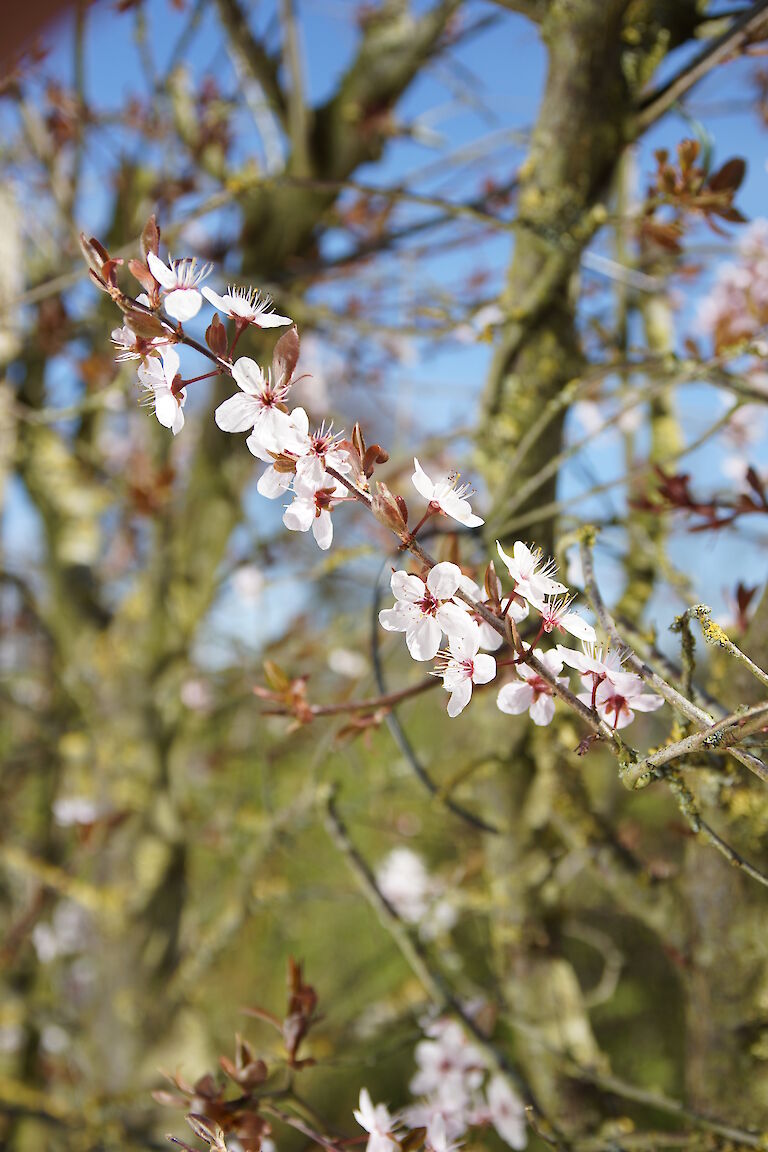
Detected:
[2,1,768,1150]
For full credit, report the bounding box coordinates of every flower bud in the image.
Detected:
[372,481,408,536]
[205,313,228,357]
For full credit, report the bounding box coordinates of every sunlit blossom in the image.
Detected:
[147,251,211,322]
[412,459,483,528]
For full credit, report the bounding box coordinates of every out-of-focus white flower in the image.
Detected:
[41,1024,70,1055]
[412,459,483,528]
[52,796,104,827]
[32,901,90,964]
[376,848,458,941]
[232,565,265,602]
[485,1075,527,1149]
[327,647,368,678]
[201,284,292,328]
[180,678,213,712]
[378,564,471,662]
[147,251,211,322]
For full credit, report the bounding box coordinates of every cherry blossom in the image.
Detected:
[426,1114,461,1152]
[354,1089,398,1152]
[215,357,297,454]
[378,563,471,661]
[459,574,526,651]
[557,642,636,697]
[282,472,345,550]
[412,459,483,528]
[201,284,292,328]
[496,648,568,726]
[376,848,457,940]
[111,324,166,362]
[485,1075,527,1150]
[434,630,496,717]
[531,593,596,643]
[579,676,664,730]
[495,541,567,604]
[146,251,211,322]
[137,346,185,435]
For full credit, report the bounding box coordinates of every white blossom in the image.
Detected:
[147,251,211,322]
[354,1089,398,1152]
[495,541,567,604]
[215,357,297,455]
[531,593,596,643]
[378,563,471,661]
[412,459,483,528]
[201,284,292,328]
[485,1075,527,1150]
[496,648,568,727]
[376,848,457,940]
[459,574,526,651]
[137,345,185,434]
[435,629,496,717]
[282,471,345,550]
[578,676,664,730]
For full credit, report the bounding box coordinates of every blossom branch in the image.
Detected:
[579,533,768,787]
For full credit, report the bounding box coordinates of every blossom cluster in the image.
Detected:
[87,224,665,731]
[379,537,662,726]
[697,217,768,351]
[354,1014,527,1152]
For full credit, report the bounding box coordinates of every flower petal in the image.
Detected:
[391,571,425,603]
[378,604,414,633]
[283,497,315,533]
[496,682,533,714]
[472,654,497,685]
[147,251,178,290]
[257,466,292,499]
[561,612,596,643]
[215,392,259,432]
[154,390,179,429]
[164,288,202,322]
[412,458,434,501]
[529,693,556,726]
[406,616,441,661]
[201,285,229,311]
[231,356,266,396]
[447,680,473,718]
[313,510,334,550]
[426,561,462,599]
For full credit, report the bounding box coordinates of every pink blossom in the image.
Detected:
[496,648,568,727]
[378,564,471,661]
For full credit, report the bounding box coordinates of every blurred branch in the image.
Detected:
[636,0,768,131]
[214,0,287,122]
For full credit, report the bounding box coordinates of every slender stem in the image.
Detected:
[308,677,438,717]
